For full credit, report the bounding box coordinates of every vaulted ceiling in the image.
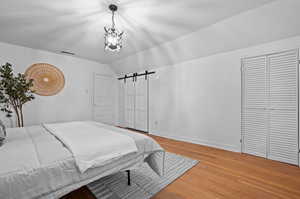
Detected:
[0,0,274,64]
[110,0,300,74]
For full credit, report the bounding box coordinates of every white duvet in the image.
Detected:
[43,121,138,173]
[0,123,164,199]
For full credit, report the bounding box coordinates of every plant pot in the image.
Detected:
[0,120,6,147]
[0,136,4,147]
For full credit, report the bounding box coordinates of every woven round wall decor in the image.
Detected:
[25,63,65,96]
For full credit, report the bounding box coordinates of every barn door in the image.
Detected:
[118,81,126,127]
[134,75,149,132]
[125,78,135,129]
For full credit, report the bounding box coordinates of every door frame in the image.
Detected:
[92,73,116,125]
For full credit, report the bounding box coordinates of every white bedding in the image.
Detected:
[0,122,164,199]
[43,121,138,173]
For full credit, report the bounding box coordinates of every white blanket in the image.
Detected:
[43,121,138,173]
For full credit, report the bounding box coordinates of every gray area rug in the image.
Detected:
[87,152,199,199]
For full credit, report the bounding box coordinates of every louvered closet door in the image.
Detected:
[125,80,135,129]
[268,49,299,165]
[242,56,268,158]
[134,76,148,132]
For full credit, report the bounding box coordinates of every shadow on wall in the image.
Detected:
[118,13,182,73]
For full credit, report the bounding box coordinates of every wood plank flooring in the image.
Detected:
[62,134,300,199]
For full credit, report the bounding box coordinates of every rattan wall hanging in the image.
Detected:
[25,63,65,96]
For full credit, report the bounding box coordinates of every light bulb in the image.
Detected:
[107,35,118,45]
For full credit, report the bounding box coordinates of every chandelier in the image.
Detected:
[104,4,124,52]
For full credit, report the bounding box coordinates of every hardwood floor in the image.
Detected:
[62,134,300,199]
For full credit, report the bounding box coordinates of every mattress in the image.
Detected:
[0,122,164,199]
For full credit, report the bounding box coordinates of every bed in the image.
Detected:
[0,121,165,199]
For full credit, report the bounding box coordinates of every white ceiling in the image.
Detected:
[0,0,274,64]
[110,0,300,74]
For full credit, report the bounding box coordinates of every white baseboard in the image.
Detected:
[150,131,241,153]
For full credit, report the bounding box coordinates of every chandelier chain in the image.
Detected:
[112,11,115,29]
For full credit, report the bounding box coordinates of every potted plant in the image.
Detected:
[0,63,35,128]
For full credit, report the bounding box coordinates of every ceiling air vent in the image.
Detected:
[60,51,75,56]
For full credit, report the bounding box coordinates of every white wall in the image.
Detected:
[113,0,300,153]
[0,42,117,127]
[145,35,300,153]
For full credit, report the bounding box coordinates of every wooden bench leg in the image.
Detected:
[126,170,131,186]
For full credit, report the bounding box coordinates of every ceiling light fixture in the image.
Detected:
[104,4,123,52]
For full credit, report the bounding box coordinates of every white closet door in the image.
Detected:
[268,50,299,165]
[93,74,115,125]
[242,56,268,158]
[134,76,148,132]
[125,79,135,129]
